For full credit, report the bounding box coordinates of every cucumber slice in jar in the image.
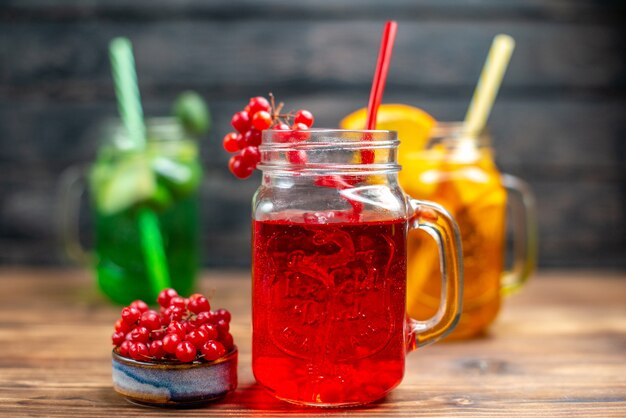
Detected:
[151,156,202,198]
[90,154,156,215]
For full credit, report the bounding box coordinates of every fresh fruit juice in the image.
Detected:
[402,146,506,339]
[252,217,407,405]
[94,195,199,305]
[90,122,202,305]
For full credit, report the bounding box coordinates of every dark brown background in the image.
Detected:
[1,0,625,268]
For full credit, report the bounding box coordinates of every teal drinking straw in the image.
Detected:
[109,37,171,297]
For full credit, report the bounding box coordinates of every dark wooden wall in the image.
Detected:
[1,0,625,268]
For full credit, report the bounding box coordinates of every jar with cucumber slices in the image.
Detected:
[88,93,209,304]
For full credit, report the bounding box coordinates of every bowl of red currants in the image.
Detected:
[111,288,237,407]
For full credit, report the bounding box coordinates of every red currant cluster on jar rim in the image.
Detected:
[222,94,315,179]
[112,288,233,363]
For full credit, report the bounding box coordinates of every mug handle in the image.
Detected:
[500,174,538,296]
[57,165,93,266]
[406,198,464,351]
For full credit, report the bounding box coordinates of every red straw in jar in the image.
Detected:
[362,20,398,163]
[315,21,398,220]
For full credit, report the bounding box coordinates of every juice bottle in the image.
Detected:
[401,122,536,339]
[90,118,202,304]
[60,118,202,304]
[251,129,463,406]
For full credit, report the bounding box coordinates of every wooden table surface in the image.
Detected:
[0,269,625,417]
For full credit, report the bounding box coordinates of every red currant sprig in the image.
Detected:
[111,289,234,364]
[222,94,315,179]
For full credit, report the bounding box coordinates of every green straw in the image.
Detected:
[109,37,171,297]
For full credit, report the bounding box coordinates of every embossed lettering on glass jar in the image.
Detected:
[251,129,464,407]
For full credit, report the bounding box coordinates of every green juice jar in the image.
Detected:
[89,118,202,304]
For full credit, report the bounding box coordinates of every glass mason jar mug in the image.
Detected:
[59,118,202,304]
[251,129,464,406]
[400,122,537,339]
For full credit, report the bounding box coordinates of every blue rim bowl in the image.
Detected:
[112,347,238,407]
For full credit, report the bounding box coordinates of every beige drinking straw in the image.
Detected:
[464,34,516,135]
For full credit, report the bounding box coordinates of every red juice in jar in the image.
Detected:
[250,128,463,407]
[252,216,407,405]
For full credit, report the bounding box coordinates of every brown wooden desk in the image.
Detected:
[1,269,624,417]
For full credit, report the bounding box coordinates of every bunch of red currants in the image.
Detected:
[112,288,233,363]
[222,95,315,178]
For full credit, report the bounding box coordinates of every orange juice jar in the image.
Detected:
[401,122,537,339]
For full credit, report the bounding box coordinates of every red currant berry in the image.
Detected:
[168,296,187,309]
[129,342,149,361]
[164,306,185,322]
[272,122,291,142]
[198,324,219,341]
[130,300,149,313]
[216,319,230,333]
[215,309,232,323]
[148,340,166,360]
[151,329,166,340]
[175,341,197,363]
[248,96,271,116]
[162,333,182,354]
[219,332,235,350]
[188,296,211,314]
[157,288,178,307]
[287,150,307,164]
[183,321,196,334]
[139,310,161,331]
[231,111,251,134]
[188,293,203,301]
[121,307,141,325]
[167,321,186,338]
[223,132,242,153]
[158,312,170,326]
[115,318,132,334]
[201,340,226,361]
[252,110,272,130]
[228,154,254,179]
[290,123,310,142]
[294,109,314,128]
[195,311,212,325]
[119,340,132,357]
[128,326,150,344]
[273,122,290,130]
[186,329,209,349]
[292,122,309,131]
[243,129,262,147]
[112,331,126,346]
[237,132,248,149]
[241,146,261,167]
[207,311,220,324]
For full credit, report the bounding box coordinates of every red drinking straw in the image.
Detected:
[316,21,398,219]
[362,20,398,163]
